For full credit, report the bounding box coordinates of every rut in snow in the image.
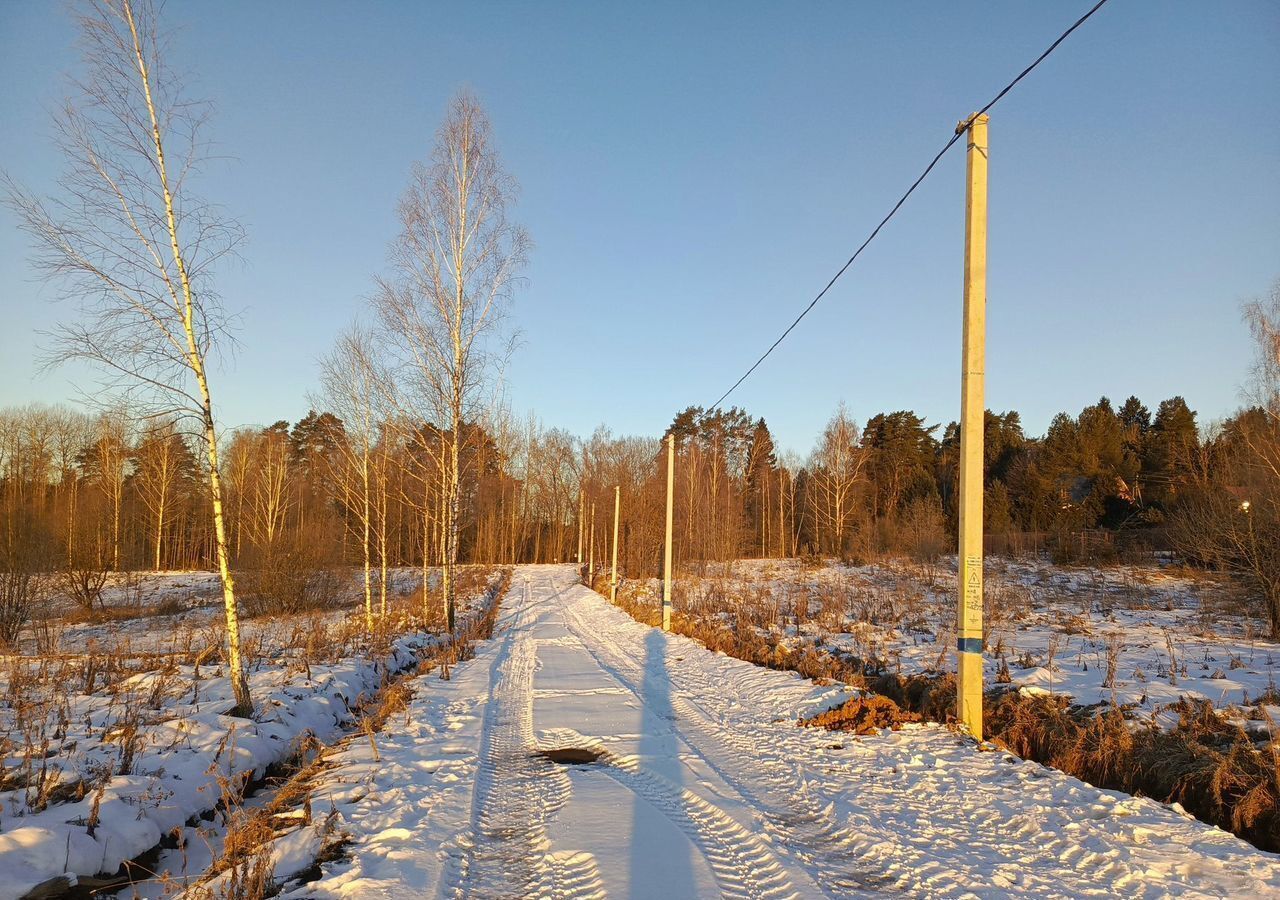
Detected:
[451,582,573,897]
[452,574,802,900]
[559,584,894,897]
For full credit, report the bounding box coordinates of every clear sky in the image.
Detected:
[2,1,1277,456]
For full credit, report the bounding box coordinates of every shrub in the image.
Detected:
[0,569,37,646]
[900,498,948,563]
[56,563,109,612]
[237,543,342,618]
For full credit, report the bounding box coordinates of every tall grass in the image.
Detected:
[602,574,1280,854]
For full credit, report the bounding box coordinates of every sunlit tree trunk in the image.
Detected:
[4,0,254,714]
[124,1,252,712]
[374,92,528,634]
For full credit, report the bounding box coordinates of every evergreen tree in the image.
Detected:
[985,480,1014,532]
[1144,397,1199,505]
[1119,396,1151,434]
[744,419,777,493]
[863,411,938,517]
[743,418,778,556]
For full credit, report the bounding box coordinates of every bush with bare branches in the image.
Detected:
[237,542,342,619]
[55,561,110,613]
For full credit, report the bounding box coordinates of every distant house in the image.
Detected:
[1224,485,1252,512]
[1057,475,1135,509]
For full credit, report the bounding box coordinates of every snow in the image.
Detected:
[0,567,488,900]
[288,564,1280,899]
[0,638,422,899]
[31,566,426,658]
[632,557,1280,725]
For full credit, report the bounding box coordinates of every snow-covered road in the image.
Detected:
[294,565,1280,898]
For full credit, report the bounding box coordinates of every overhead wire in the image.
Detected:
[706,0,1112,412]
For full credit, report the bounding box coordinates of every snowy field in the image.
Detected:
[622,556,1280,733]
[22,567,427,657]
[278,565,1278,899]
[4,562,1277,898]
[0,566,500,899]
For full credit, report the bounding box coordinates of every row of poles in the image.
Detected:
[572,114,989,741]
[574,428,677,631]
[575,482,625,604]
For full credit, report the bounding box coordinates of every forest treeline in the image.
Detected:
[0,393,1253,574]
[4,0,1274,728]
[2,382,1278,635]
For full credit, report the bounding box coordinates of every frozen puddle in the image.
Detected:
[290,565,1280,899]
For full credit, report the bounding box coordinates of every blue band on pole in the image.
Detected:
[957,637,983,655]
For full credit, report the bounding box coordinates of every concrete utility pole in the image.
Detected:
[611,485,620,603]
[589,502,596,582]
[662,434,675,631]
[956,112,988,741]
[577,490,584,566]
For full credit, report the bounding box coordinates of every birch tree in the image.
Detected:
[133,417,195,570]
[375,92,529,632]
[1174,282,1280,636]
[50,408,94,569]
[809,404,865,556]
[318,323,388,631]
[4,0,252,714]
[391,420,439,607]
[248,424,295,552]
[81,411,130,570]
[372,423,394,617]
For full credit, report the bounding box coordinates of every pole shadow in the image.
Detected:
[626,627,696,897]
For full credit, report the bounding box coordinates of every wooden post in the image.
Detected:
[956,112,988,741]
[611,485,620,603]
[663,434,674,631]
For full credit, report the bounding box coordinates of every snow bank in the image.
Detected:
[0,629,438,900]
[288,565,1280,898]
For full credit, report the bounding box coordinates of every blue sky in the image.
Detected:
[2,1,1277,456]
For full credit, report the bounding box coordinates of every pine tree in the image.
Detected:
[1144,397,1199,506]
[743,419,778,557]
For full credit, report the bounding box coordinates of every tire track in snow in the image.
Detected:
[543,850,606,899]
[530,573,799,900]
[563,582,1146,896]
[591,745,800,899]
[666,690,914,893]
[453,574,799,900]
[558,584,898,897]
[653,663,1174,897]
[449,579,573,898]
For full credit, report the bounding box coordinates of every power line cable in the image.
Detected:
[707,0,1111,412]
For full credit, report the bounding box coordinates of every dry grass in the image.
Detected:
[604,571,1280,854]
[853,674,1280,854]
[0,565,512,898]
[609,578,879,685]
[798,693,920,735]
[985,692,1280,852]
